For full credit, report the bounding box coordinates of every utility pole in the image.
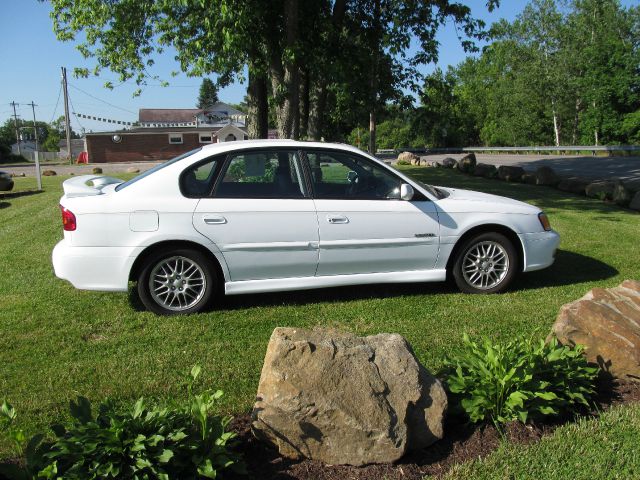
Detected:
[28,101,42,190]
[10,101,21,156]
[61,67,73,163]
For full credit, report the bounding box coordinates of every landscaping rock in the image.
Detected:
[473,163,498,179]
[552,280,640,382]
[585,180,617,200]
[127,167,140,173]
[557,176,590,195]
[457,153,476,174]
[252,327,447,466]
[497,165,525,182]
[92,167,103,174]
[398,152,420,165]
[613,183,631,206]
[442,157,457,168]
[630,192,640,211]
[42,170,57,176]
[521,172,537,184]
[535,166,559,186]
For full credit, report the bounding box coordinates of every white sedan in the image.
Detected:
[52,140,560,315]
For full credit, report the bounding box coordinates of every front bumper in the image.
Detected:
[519,230,561,272]
[52,240,142,292]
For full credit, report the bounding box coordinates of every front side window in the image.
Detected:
[214,150,305,199]
[306,150,402,200]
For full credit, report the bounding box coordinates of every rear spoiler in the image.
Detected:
[62,175,124,198]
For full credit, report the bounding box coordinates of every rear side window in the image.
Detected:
[180,157,221,197]
[214,150,305,199]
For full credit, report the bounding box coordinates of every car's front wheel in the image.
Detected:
[452,232,517,294]
[137,248,217,315]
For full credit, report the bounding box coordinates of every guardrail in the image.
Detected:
[377,145,640,157]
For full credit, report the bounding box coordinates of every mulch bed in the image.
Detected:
[228,380,640,480]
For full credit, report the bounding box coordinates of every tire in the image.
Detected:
[452,232,518,294]
[137,248,217,315]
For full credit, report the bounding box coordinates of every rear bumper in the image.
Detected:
[52,240,142,291]
[519,230,561,272]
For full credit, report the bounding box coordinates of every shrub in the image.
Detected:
[1,366,244,480]
[442,334,599,426]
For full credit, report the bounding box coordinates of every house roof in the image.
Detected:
[85,126,247,136]
[139,102,246,123]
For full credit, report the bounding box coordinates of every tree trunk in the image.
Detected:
[247,67,269,139]
[368,0,381,154]
[572,97,581,145]
[551,100,560,147]
[308,81,327,140]
[299,69,310,139]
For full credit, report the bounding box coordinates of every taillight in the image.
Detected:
[60,205,76,231]
[538,212,551,231]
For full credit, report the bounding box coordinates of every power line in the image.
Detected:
[68,83,137,114]
[68,94,85,132]
[50,83,63,123]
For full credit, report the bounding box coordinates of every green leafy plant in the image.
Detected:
[442,334,599,426]
[0,400,46,480]
[1,366,244,479]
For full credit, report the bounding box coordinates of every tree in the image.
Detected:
[197,78,218,109]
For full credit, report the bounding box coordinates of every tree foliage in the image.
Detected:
[197,78,219,109]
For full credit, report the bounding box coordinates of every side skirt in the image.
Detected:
[224,269,447,296]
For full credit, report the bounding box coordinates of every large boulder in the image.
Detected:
[252,327,447,466]
[535,166,559,186]
[397,152,419,165]
[557,176,590,195]
[552,280,640,382]
[612,182,631,206]
[521,172,537,184]
[585,180,617,200]
[497,165,525,182]
[457,153,476,173]
[442,157,457,168]
[630,191,640,211]
[473,163,498,179]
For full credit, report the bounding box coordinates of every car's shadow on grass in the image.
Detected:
[127,250,617,313]
[0,189,43,200]
[0,201,9,209]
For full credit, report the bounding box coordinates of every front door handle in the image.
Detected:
[203,215,227,225]
[327,214,349,224]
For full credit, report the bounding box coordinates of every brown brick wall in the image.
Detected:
[86,132,209,163]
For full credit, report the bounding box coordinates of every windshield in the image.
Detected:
[115,148,202,192]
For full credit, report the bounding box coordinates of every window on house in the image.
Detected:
[199,134,213,144]
[168,133,183,144]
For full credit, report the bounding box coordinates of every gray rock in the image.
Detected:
[630,191,640,211]
[521,172,537,184]
[457,153,476,174]
[552,280,640,382]
[252,327,447,466]
[585,180,617,200]
[497,165,525,182]
[126,167,141,173]
[442,157,457,168]
[536,166,559,186]
[612,183,631,206]
[557,177,590,195]
[92,167,103,174]
[397,152,420,165]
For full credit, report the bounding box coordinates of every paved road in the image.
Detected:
[416,153,640,187]
[4,153,640,187]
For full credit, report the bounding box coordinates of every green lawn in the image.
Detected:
[1,167,639,470]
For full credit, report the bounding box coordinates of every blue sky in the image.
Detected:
[0,1,633,133]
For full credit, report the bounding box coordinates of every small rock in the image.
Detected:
[457,153,476,174]
[630,191,640,211]
[442,157,457,168]
[126,167,140,174]
[498,166,525,182]
[535,166,559,186]
[557,177,590,195]
[92,167,103,174]
[252,327,447,466]
[42,170,57,176]
[552,280,640,381]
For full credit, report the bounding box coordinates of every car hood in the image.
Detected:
[434,187,539,214]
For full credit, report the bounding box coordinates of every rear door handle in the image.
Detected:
[327,214,349,224]
[203,215,227,225]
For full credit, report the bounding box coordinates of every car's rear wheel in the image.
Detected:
[138,248,216,315]
[452,232,517,294]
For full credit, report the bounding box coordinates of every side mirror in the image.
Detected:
[400,183,414,201]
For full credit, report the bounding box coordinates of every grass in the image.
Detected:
[444,403,640,479]
[1,166,639,468]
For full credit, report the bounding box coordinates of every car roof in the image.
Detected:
[200,139,370,156]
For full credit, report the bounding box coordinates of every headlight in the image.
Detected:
[538,212,552,231]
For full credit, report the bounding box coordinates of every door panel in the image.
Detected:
[314,199,440,276]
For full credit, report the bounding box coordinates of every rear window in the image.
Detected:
[115,148,202,192]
